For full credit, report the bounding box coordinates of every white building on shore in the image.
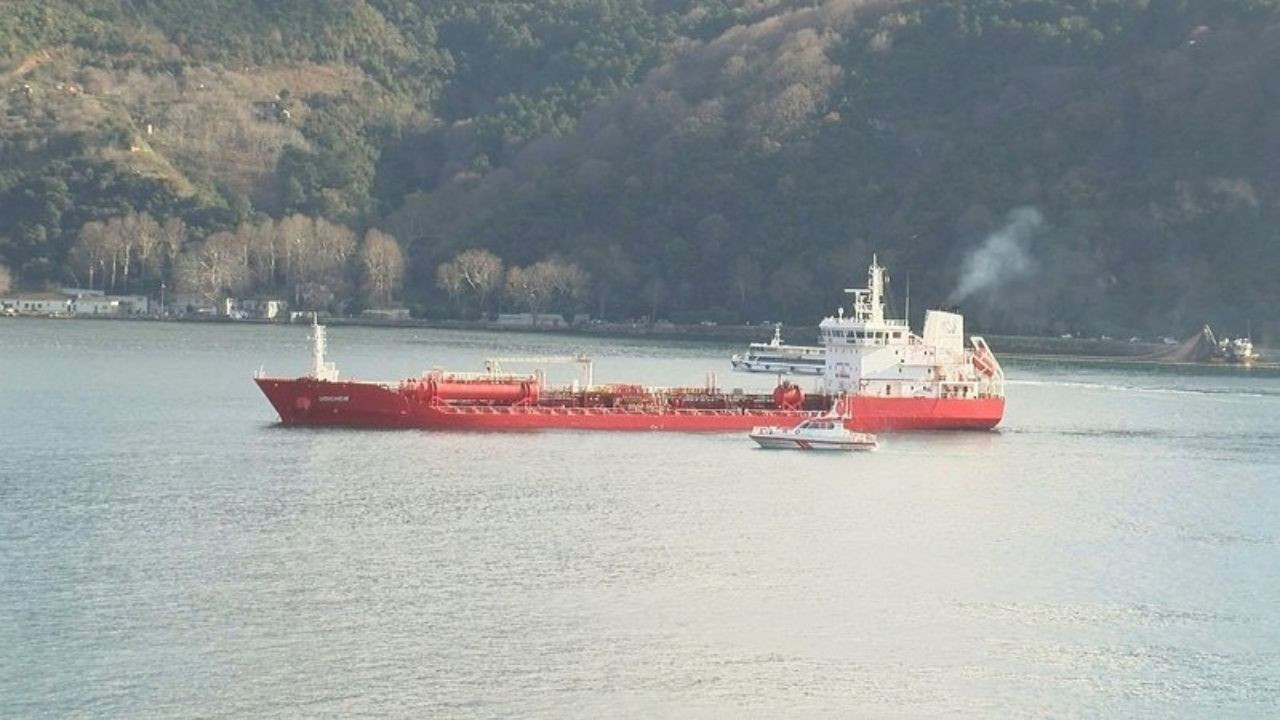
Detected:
[1,292,74,315]
[72,295,122,315]
[1,289,153,317]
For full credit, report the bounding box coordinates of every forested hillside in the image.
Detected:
[1,0,1278,340]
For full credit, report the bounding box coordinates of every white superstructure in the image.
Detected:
[818,256,1004,400]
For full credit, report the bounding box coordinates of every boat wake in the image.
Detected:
[1004,426,1280,447]
[1007,379,1279,400]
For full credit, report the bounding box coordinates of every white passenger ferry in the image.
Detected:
[730,325,825,375]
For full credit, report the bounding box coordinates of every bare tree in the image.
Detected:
[70,221,109,290]
[128,213,165,287]
[505,265,550,322]
[303,218,357,308]
[274,213,315,302]
[312,218,357,271]
[175,232,251,305]
[100,217,131,293]
[436,262,465,310]
[267,214,356,309]
[505,260,590,323]
[359,229,404,307]
[263,216,357,310]
[441,248,503,317]
[548,261,590,321]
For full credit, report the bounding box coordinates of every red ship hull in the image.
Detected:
[255,378,1004,432]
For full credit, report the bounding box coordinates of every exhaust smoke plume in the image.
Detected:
[948,207,1043,305]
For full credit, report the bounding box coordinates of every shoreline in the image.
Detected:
[4,312,1274,367]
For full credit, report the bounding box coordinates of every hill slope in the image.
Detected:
[1,0,1278,341]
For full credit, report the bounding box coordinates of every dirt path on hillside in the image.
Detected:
[6,47,60,79]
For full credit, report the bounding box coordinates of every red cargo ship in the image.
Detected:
[255,258,1005,432]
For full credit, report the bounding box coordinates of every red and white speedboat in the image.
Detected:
[750,416,878,451]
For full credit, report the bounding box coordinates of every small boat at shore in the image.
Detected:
[750,416,878,451]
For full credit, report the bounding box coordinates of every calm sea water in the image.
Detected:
[2,319,1279,718]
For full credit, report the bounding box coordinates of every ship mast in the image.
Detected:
[845,253,887,324]
[310,313,339,381]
